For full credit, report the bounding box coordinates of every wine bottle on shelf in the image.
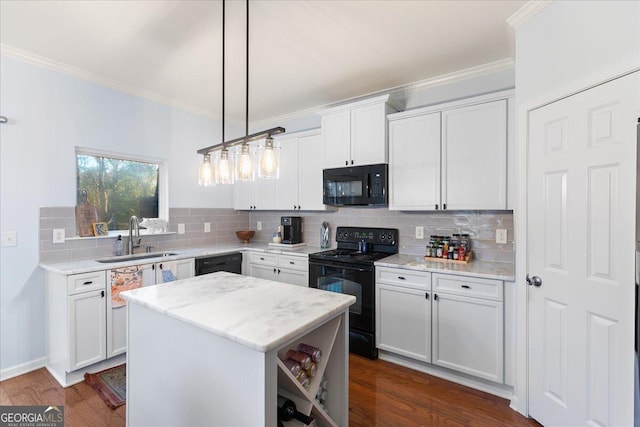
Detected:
[277,396,314,425]
[297,343,322,363]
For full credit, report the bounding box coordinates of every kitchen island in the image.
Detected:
[121,272,355,427]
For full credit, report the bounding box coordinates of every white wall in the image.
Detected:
[516,0,640,104]
[0,55,233,373]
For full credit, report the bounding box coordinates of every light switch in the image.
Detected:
[52,228,65,244]
[178,224,186,234]
[2,231,17,247]
[496,229,508,244]
[415,226,424,239]
[204,222,211,233]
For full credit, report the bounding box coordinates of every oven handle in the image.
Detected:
[309,259,374,273]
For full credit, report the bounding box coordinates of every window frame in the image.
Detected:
[75,146,169,236]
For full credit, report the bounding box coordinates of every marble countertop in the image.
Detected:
[375,254,515,281]
[121,272,355,353]
[39,243,322,275]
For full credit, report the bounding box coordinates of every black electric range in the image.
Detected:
[309,227,398,359]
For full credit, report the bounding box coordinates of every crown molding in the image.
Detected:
[507,0,553,29]
[252,57,515,129]
[0,43,216,119]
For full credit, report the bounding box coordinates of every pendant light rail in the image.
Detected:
[197,126,286,155]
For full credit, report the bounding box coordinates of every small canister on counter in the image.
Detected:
[425,244,433,257]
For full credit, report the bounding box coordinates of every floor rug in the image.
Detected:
[84,364,126,409]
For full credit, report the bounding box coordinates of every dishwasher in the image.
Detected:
[195,252,242,275]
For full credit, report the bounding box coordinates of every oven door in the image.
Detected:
[322,167,370,206]
[308,259,374,333]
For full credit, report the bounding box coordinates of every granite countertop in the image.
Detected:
[39,243,322,275]
[375,254,515,282]
[120,272,355,353]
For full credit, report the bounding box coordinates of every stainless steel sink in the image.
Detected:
[95,252,179,263]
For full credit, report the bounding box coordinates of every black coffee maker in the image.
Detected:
[281,216,303,244]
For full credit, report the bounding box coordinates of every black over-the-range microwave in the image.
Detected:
[322,163,388,206]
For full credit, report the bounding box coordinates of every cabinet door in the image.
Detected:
[351,103,387,166]
[141,263,156,286]
[255,176,277,210]
[432,292,504,383]
[175,258,195,280]
[277,268,308,287]
[69,289,106,371]
[234,180,255,210]
[275,136,300,210]
[155,260,194,283]
[322,110,351,168]
[249,263,278,281]
[442,100,507,210]
[376,284,431,362]
[297,134,326,211]
[389,113,441,210]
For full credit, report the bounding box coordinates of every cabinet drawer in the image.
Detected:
[248,252,277,266]
[278,255,308,272]
[432,273,503,301]
[376,267,430,291]
[67,271,106,295]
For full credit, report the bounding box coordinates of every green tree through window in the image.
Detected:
[76,152,159,231]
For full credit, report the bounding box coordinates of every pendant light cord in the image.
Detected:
[222,0,226,145]
[245,0,249,137]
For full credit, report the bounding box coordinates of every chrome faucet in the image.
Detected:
[128,215,141,255]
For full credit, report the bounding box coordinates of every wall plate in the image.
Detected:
[1,231,17,247]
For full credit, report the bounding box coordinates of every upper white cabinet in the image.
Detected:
[389,92,511,211]
[320,95,397,168]
[234,142,277,211]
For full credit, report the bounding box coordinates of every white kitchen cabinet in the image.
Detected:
[275,135,300,210]
[154,258,195,283]
[234,142,277,211]
[376,267,431,362]
[389,112,441,210]
[442,100,507,210]
[388,92,511,211]
[46,270,112,386]
[376,268,505,384]
[431,273,504,383]
[69,287,107,371]
[321,95,397,168]
[246,251,309,287]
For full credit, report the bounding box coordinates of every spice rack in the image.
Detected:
[424,250,473,264]
[276,315,345,427]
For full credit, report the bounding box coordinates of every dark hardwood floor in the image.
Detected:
[1,356,539,426]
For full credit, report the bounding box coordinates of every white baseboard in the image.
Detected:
[0,357,47,382]
[378,350,514,400]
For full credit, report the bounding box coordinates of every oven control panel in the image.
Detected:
[335,227,397,245]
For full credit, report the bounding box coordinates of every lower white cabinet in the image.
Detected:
[376,267,504,384]
[246,251,308,287]
[69,284,107,371]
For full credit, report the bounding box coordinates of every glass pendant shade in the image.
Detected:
[198,154,215,186]
[235,143,255,182]
[215,148,234,185]
[258,137,279,179]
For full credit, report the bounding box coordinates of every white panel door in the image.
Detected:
[298,134,325,210]
[389,113,441,210]
[351,102,387,166]
[322,110,351,168]
[442,100,507,210]
[275,136,300,210]
[249,263,277,281]
[234,180,255,210]
[528,72,638,426]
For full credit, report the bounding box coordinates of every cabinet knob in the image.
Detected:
[277,269,281,274]
[101,290,105,298]
[435,204,439,210]
[443,203,447,210]
[273,268,277,273]
[434,293,438,301]
[345,160,348,166]
[351,160,354,165]
[83,281,93,285]
[425,293,429,300]
[461,285,471,289]
[398,276,405,280]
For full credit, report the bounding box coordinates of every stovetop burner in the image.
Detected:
[309,226,399,265]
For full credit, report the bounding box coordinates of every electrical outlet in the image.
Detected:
[415,226,424,239]
[204,222,211,233]
[178,223,186,234]
[52,228,65,244]
[257,221,262,231]
[496,229,508,245]
[2,231,17,247]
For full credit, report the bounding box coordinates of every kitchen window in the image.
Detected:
[76,148,166,232]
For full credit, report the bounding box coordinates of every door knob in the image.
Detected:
[526,274,542,287]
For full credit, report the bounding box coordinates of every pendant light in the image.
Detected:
[196,0,284,183]
[198,153,214,186]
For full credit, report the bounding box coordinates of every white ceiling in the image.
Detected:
[0,0,526,124]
